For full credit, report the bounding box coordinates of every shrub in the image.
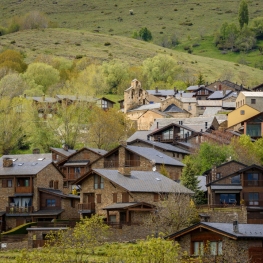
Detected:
[104,42,111,46]
[75,55,83,59]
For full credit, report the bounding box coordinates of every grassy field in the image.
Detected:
[1,28,263,87]
[1,0,263,43]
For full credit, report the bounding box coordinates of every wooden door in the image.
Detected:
[249,247,263,263]
[88,193,95,203]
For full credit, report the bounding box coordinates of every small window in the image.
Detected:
[122,192,129,203]
[153,193,159,202]
[54,181,59,189]
[240,110,245,115]
[49,180,54,188]
[46,199,56,207]
[216,173,221,179]
[7,180,12,187]
[113,193,117,202]
[251,99,256,104]
[63,181,69,188]
[2,179,12,188]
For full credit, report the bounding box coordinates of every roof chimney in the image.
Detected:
[33,148,40,154]
[42,94,45,101]
[63,144,69,151]
[233,220,239,233]
[118,167,131,177]
[3,158,13,167]
[155,87,158,93]
[174,87,177,93]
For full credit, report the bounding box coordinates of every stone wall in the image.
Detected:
[69,149,101,162]
[0,241,28,250]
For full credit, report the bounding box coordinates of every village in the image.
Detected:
[1,79,263,262]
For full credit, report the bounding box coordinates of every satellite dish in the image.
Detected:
[152,166,156,172]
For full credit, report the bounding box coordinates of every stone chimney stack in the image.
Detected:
[3,158,13,167]
[42,94,45,101]
[155,87,158,93]
[33,148,40,154]
[118,167,131,177]
[63,144,69,151]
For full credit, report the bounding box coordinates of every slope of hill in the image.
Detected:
[1,28,263,87]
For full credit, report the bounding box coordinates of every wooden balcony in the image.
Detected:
[67,173,81,180]
[78,203,95,212]
[105,221,140,229]
[6,206,34,214]
[104,160,119,168]
[243,180,263,187]
[125,160,140,167]
[15,186,32,194]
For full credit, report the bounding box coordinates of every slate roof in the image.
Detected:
[0,153,53,176]
[50,147,76,157]
[202,107,222,116]
[222,80,249,91]
[29,97,57,103]
[38,188,80,199]
[197,100,222,107]
[207,90,232,99]
[150,117,217,132]
[222,101,236,108]
[128,103,161,112]
[167,222,263,240]
[147,90,175,96]
[178,98,197,103]
[29,209,64,216]
[240,91,263,97]
[163,104,185,113]
[187,85,205,91]
[56,95,97,102]
[175,92,194,98]
[127,131,152,142]
[86,148,108,156]
[103,202,155,210]
[93,169,194,194]
[128,139,190,154]
[125,145,185,166]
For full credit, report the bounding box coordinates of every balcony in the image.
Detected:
[78,203,95,212]
[6,206,34,214]
[243,180,263,187]
[15,186,32,194]
[67,173,81,180]
[125,160,140,167]
[104,160,119,168]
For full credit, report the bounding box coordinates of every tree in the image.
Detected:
[251,17,263,39]
[144,193,199,235]
[21,11,48,30]
[23,62,60,94]
[235,25,256,52]
[197,72,205,85]
[139,27,153,41]
[238,0,249,29]
[16,215,109,263]
[87,107,136,150]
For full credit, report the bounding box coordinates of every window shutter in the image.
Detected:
[122,193,129,203]
[97,194,101,203]
[54,181,59,189]
[113,193,117,203]
[2,179,7,188]
[153,193,159,202]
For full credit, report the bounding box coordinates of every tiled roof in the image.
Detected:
[128,139,190,154]
[93,169,193,194]
[56,95,97,102]
[0,153,52,175]
[125,145,185,166]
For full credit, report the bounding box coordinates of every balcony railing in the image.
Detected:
[105,221,140,229]
[125,160,140,167]
[197,204,242,211]
[15,186,32,194]
[243,180,263,187]
[6,206,34,214]
[104,160,119,168]
[78,203,95,211]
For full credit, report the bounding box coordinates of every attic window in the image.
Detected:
[12,158,17,162]
[31,162,38,166]
[37,158,45,161]
[18,163,24,166]
[155,178,161,181]
[240,110,245,115]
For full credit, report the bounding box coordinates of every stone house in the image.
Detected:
[55,147,107,193]
[89,144,185,181]
[50,146,76,163]
[127,138,190,161]
[166,221,263,263]
[0,153,79,230]
[73,168,193,226]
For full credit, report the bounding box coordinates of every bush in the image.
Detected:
[75,55,83,59]
[138,27,152,41]
[104,42,111,46]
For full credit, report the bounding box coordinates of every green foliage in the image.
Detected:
[238,0,249,29]
[160,164,170,178]
[2,222,36,235]
[251,17,263,39]
[235,24,256,52]
[23,62,60,94]
[139,27,153,41]
[107,237,182,263]
[196,72,205,85]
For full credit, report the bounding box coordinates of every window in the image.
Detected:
[109,215,116,222]
[49,180,54,188]
[240,110,245,115]
[216,173,221,179]
[97,194,101,203]
[153,193,159,202]
[102,100,108,109]
[46,199,56,207]
[251,99,256,104]
[54,180,59,189]
[248,173,259,186]
[220,193,236,204]
[2,179,12,188]
[94,174,104,189]
[249,192,259,205]
[74,167,81,178]
[210,241,223,255]
[231,175,241,184]
[193,242,204,256]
